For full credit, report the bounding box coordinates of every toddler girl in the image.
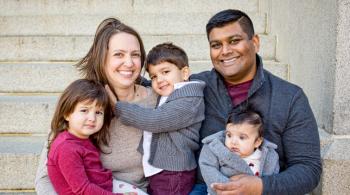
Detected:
[47,79,137,195]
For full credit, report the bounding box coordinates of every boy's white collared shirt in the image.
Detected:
[142,81,199,177]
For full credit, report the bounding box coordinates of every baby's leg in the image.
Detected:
[113,180,148,195]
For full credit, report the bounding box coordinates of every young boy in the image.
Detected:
[199,110,279,195]
[109,42,205,195]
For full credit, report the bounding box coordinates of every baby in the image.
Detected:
[199,110,280,195]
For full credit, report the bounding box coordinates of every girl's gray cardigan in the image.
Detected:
[199,131,279,195]
[115,81,205,171]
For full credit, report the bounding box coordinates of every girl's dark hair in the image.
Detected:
[206,9,255,39]
[227,110,263,137]
[75,18,146,86]
[48,79,112,152]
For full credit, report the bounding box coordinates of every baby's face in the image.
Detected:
[148,62,189,96]
[224,123,262,158]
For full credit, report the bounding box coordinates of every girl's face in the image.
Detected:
[105,32,142,90]
[65,100,104,139]
[224,123,262,158]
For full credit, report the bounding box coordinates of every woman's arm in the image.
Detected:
[34,142,57,195]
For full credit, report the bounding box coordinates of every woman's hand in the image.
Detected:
[211,174,263,195]
[105,84,117,106]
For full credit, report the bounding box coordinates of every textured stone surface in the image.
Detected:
[333,0,350,135]
[0,63,80,93]
[0,35,275,61]
[270,0,338,134]
[320,138,350,194]
[0,13,266,36]
[0,0,257,15]
[0,96,57,134]
[0,136,46,189]
[0,0,133,15]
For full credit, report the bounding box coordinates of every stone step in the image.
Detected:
[0,135,46,190]
[0,191,36,195]
[0,0,258,16]
[316,129,350,194]
[0,34,276,61]
[0,62,80,93]
[0,12,266,36]
[0,96,57,134]
[0,61,288,134]
[0,60,286,93]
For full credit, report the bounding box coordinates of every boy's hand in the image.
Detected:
[105,84,117,106]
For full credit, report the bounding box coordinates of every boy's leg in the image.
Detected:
[148,169,196,195]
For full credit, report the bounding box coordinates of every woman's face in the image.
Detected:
[105,32,142,90]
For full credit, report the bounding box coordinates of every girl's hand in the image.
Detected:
[124,192,137,195]
[105,84,117,106]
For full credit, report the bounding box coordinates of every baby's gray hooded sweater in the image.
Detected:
[199,131,279,195]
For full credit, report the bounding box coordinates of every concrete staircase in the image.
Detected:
[0,0,288,193]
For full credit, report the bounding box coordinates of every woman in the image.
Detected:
[35,18,157,194]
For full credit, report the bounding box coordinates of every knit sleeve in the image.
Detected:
[261,89,321,194]
[115,96,204,133]
[55,144,115,195]
[199,144,230,194]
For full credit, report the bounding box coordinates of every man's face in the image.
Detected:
[208,21,260,85]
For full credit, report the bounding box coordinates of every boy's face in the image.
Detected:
[148,61,190,96]
[224,123,262,158]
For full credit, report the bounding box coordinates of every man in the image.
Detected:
[190,9,321,195]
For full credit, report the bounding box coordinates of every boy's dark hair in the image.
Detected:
[227,110,263,137]
[48,79,112,153]
[145,42,189,72]
[206,9,255,39]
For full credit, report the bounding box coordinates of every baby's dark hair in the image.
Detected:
[145,42,188,72]
[227,110,263,137]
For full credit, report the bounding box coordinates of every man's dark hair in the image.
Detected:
[227,110,263,137]
[206,9,255,39]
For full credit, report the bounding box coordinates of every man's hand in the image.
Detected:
[211,174,263,195]
[105,84,117,107]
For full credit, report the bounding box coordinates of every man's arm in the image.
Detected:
[261,89,321,194]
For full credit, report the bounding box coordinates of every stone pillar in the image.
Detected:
[319,1,350,194]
